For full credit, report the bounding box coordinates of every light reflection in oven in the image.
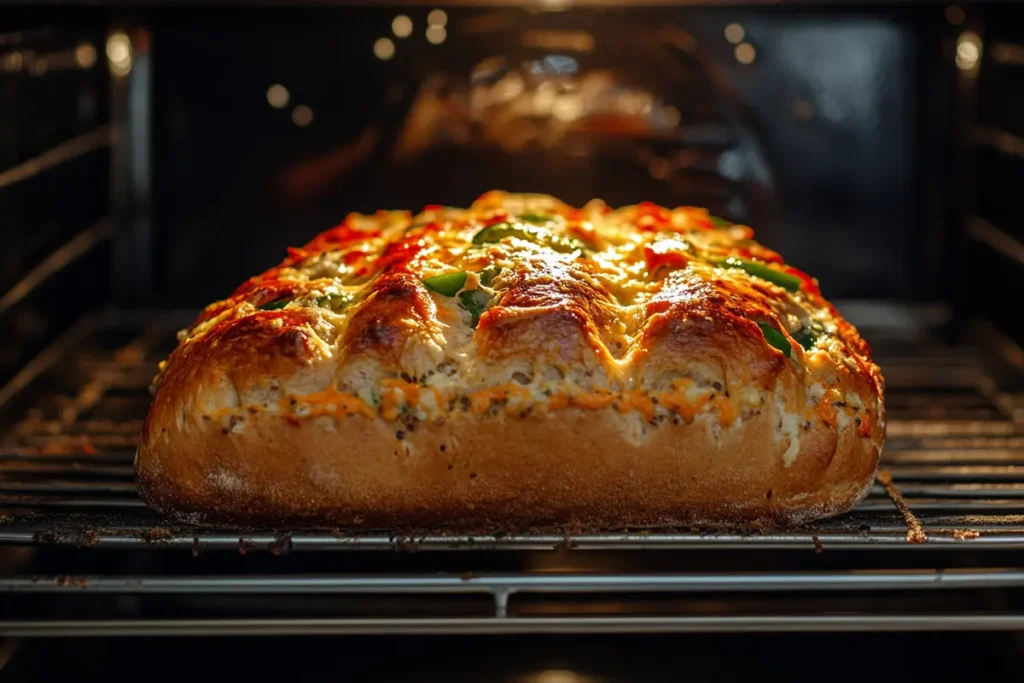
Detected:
[106,31,131,77]
[528,670,592,683]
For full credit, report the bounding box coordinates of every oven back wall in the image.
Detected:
[0,12,110,391]
[146,6,934,309]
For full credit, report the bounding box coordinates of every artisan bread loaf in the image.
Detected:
[136,191,885,530]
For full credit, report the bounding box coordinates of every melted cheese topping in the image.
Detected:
[159,191,885,468]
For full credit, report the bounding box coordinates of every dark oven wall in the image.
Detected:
[0,10,111,392]
[4,3,1008,395]
[961,4,1024,347]
[145,5,948,310]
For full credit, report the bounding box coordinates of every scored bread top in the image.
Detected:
[146,190,885,469]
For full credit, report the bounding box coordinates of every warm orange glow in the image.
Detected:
[956,31,982,72]
[1,51,23,72]
[724,23,745,44]
[427,9,447,27]
[735,42,756,65]
[292,105,313,127]
[75,43,97,68]
[374,37,396,60]
[426,25,446,45]
[106,32,132,76]
[392,15,413,38]
[266,84,289,109]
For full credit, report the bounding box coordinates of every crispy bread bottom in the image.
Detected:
[137,402,878,531]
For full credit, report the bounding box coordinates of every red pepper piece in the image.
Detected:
[784,265,821,296]
[644,242,690,272]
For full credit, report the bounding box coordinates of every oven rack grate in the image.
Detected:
[2,307,1024,636]
[2,307,1024,551]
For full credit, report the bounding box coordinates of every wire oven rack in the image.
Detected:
[2,305,1024,636]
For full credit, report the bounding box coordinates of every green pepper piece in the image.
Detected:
[792,322,825,350]
[472,222,532,245]
[258,300,290,311]
[479,265,502,287]
[458,289,492,327]
[518,213,554,224]
[472,222,585,255]
[713,257,803,292]
[316,292,355,311]
[756,322,792,358]
[709,215,731,228]
[422,271,468,297]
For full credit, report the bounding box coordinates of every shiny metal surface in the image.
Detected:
[0,0,1020,652]
[1,306,1024,635]
[0,311,1018,545]
[108,23,154,305]
[0,18,111,393]
[1,305,1023,553]
[7,615,1024,638]
[149,6,931,303]
[8,568,1024,593]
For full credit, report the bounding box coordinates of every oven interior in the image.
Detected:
[2,2,1024,678]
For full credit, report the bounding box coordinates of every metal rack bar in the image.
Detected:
[0,219,116,316]
[1,311,1024,634]
[0,314,105,411]
[8,569,1024,594]
[0,477,1018,497]
[109,23,154,305]
[0,126,111,190]
[971,124,1024,161]
[4,528,1024,551]
[1,307,1023,552]
[967,216,1024,268]
[6,614,1024,637]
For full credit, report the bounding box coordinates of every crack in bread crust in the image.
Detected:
[137,191,885,530]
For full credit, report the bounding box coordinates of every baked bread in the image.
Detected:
[136,191,885,530]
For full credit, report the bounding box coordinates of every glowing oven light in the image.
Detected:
[956,31,982,72]
[374,37,396,60]
[392,15,413,38]
[530,671,590,683]
[426,25,446,45]
[1,51,23,72]
[75,43,97,69]
[734,42,756,65]
[292,105,313,127]
[724,23,745,44]
[106,31,132,76]
[427,9,447,27]
[266,84,289,109]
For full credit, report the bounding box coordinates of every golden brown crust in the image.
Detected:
[138,404,878,531]
[136,191,885,531]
